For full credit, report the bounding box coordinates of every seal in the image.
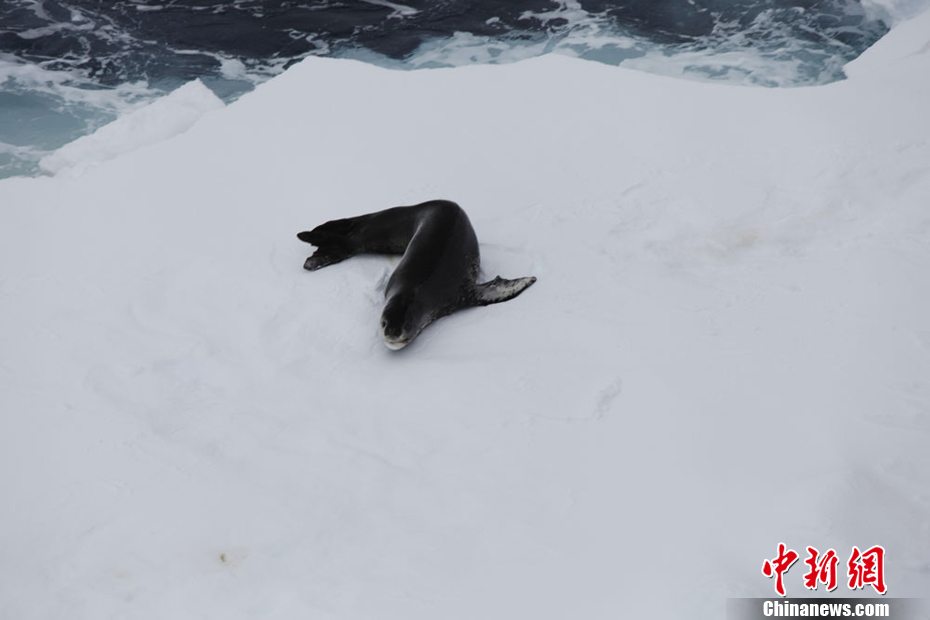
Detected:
[297,200,536,350]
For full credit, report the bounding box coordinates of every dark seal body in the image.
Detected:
[298,200,536,349]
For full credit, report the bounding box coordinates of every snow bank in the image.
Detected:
[38,80,224,177]
[846,4,930,78]
[1,9,929,620]
[862,0,930,23]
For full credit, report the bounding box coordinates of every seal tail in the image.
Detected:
[297,218,358,271]
[472,276,537,306]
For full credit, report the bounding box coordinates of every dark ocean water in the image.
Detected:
[0,0,894,178]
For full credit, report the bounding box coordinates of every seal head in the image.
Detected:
[380,291,428,350]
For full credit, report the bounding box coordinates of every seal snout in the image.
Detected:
[380,317,410,350]
[381,329,410,350]
[382,336,409,351]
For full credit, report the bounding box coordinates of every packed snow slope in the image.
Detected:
[2,9,930,620]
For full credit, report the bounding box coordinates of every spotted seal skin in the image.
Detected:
[297,200,536,350]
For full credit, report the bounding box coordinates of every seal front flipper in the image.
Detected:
[472,276,537,306]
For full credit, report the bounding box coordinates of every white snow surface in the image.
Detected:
[2,9,930,619]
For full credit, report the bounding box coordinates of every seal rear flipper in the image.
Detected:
[297,223,354,247]
[303,247,353,271]
[472,276,537,306]
[296,230,319,244]
[298,222,359,271]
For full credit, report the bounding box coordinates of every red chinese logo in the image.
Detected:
[762,543,887,596]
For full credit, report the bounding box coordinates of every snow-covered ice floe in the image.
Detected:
[1,8,929,620]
